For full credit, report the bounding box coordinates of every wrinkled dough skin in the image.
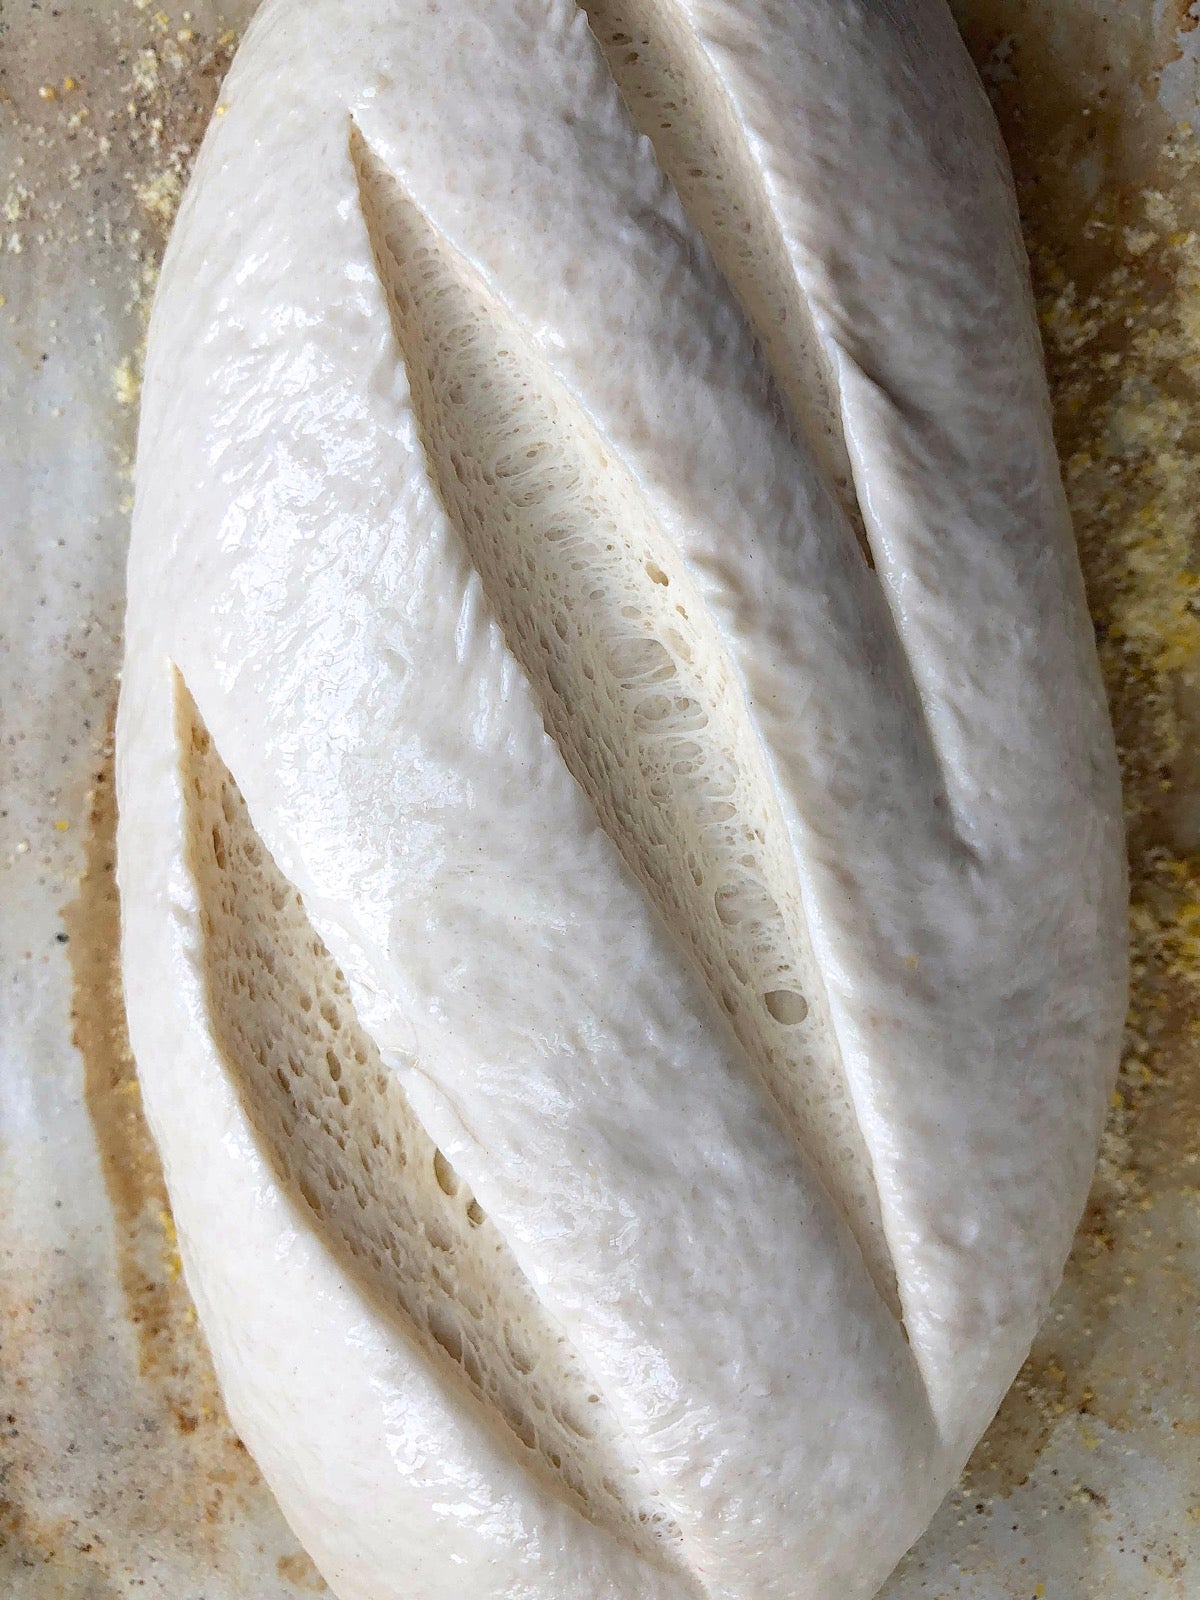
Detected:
[116,0,1127,1598]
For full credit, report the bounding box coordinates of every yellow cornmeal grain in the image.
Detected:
[136,167,184,225]
[112,353,140,406]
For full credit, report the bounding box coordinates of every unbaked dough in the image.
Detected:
[116,0,1128,1595]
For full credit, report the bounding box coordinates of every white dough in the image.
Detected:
[116,0,1127,1595]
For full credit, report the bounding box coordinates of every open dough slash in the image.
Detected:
[117,0,1127,1594]
[178,676,685,1565]
[350,121,901,1322]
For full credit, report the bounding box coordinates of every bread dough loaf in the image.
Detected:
[116,0,1127,1595]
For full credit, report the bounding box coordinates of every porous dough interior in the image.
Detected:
[179,684,680,1558]
[351,130,898,1315]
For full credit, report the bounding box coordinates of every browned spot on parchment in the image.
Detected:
[278,1550,330,1591]
[56,725,327,1592]
[63,723,193,1391]
[0,1492,121,1600]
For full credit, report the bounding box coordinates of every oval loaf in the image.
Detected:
[117,0,1128,1595]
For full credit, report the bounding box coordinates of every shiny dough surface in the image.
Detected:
[116,1,1127,1596]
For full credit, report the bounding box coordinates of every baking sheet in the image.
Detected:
[1,1,1197,1594]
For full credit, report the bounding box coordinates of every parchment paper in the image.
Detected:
[2,2,1197,1594]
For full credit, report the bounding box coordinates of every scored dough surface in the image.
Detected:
[117,0,1127,1596]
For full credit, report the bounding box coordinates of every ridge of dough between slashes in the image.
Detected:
[580,0,868,558]
[176,677,685,1567]
[581,0,994,853]
[348,123,903,1323]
